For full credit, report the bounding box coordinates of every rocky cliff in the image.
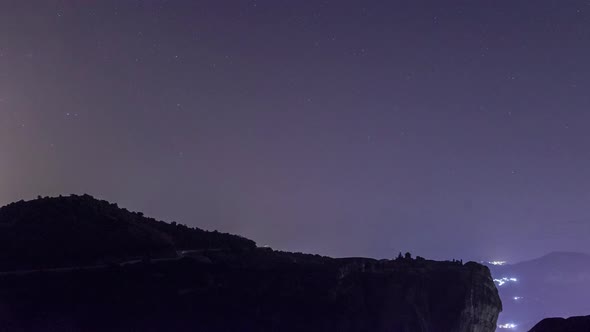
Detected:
[0,195,502,332]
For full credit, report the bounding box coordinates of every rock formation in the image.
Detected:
[0,195,502,332]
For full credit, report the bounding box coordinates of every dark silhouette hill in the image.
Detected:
[529,315,590,332]
[0,194,255,271]
[488,252,590,331]
[0,195,501,332]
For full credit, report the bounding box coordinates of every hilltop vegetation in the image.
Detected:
[0,194,255,270]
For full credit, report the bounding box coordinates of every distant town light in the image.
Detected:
[489,261,507,266]
[498,323,518,329]
[513,296,523,301]
[493,277,518,286]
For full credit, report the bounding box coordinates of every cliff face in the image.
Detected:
[529,315,590,332]
[0,196,502,332]
[457,262,504,332]
[332,258,501,332]
[0,251,502,332]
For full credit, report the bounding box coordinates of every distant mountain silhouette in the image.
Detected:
[515,251,590,271]
[489,252,590,331]
[0,194,255,271]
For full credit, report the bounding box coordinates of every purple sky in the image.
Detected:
[1,1,590,262]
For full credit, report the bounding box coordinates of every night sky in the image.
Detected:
[1,1,590,262]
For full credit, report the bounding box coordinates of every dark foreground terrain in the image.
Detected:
[0,195,502,332]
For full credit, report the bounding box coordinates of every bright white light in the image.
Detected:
[493,277,518,286]
[489,261,507,266]
[498,323,518,329]
[513,296,523,301]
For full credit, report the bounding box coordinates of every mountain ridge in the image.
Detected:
[0,194,255,271]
